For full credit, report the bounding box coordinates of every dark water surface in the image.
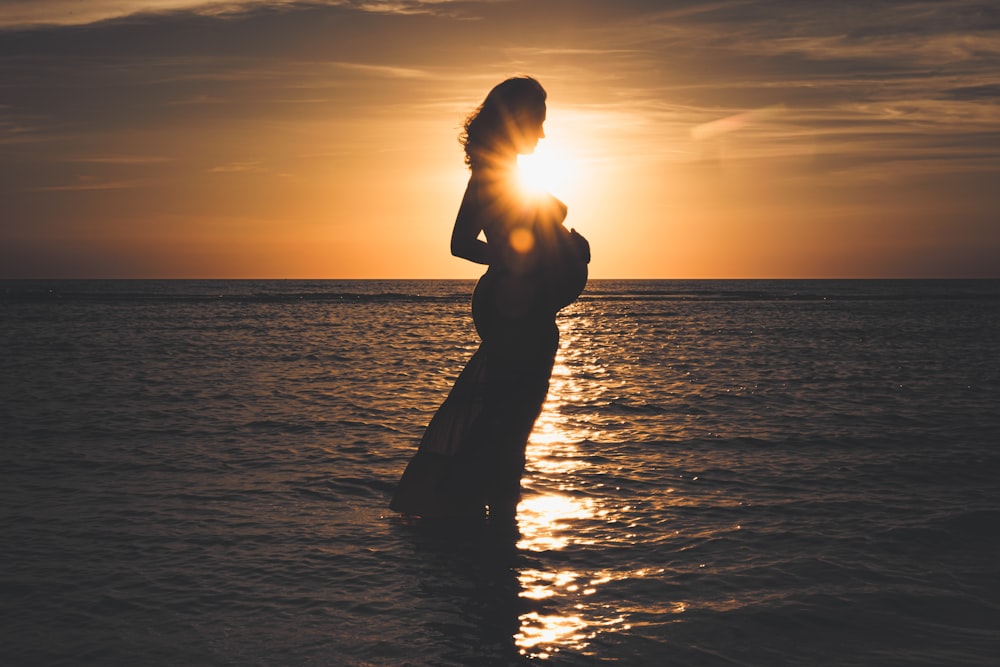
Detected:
[2,279,998,666]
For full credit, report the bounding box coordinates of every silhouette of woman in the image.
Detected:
[390,76,590,521]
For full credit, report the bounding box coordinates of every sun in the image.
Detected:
[516,140,580,201]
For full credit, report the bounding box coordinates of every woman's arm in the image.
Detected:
[450,179,490,265]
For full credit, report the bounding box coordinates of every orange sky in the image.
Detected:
[2,1,999,278]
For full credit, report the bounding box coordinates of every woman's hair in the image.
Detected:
[460,75,547,167]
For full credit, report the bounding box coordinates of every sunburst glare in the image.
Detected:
[516,139,581,201]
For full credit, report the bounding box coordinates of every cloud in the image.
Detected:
[5,0,994,167]
[65,154,175,164]
[0,1,316,28]
[330,61,430,78]
[0,104,55,145]
[755,31,1000,68]
[32,178,151,191]
[690,104,787,141]
[353,0,459,16]
[0,0,472,28]
[208,160,268,173]
[0,0,216,27]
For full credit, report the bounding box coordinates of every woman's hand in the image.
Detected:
[569,228,590,264]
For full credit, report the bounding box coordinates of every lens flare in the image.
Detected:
[510,227,535,254]
[516,141,580,200]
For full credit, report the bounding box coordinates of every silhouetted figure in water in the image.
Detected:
[391,76,590,521]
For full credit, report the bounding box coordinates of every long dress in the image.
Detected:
[390,168,589,519]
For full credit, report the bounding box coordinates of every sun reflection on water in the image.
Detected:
[512,324,636,659]
[516,494,596,552]
[515,612,593,659]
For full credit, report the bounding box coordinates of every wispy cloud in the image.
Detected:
[691,104,787,142]
[32,177,151,191]
[208,160,269,173]
[0,106,54,145]
[0,0,468,28]
[208,160,296,178]
[0,1,284,28]
[168,94,227,105]
[350,0,470,17]
[756,31,1000,67]
[355,1,433,15]
[330,61,430,78]
[0,0,213,27]
[66,154,175,165]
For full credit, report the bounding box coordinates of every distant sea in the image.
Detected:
[2,279,998,666]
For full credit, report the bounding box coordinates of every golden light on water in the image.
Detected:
[512,323,637,659]
[516,494,597,552]
[507,314,695,658]
[515,612,592,659]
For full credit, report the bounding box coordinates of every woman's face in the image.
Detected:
[514,103,546,155]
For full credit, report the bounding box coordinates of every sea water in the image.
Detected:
[1,279,998,666]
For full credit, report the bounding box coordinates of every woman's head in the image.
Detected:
[460,75,547,168]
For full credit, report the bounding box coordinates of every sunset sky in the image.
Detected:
[2,0,998,278]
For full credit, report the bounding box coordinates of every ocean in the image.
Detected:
[1,279,998,666]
